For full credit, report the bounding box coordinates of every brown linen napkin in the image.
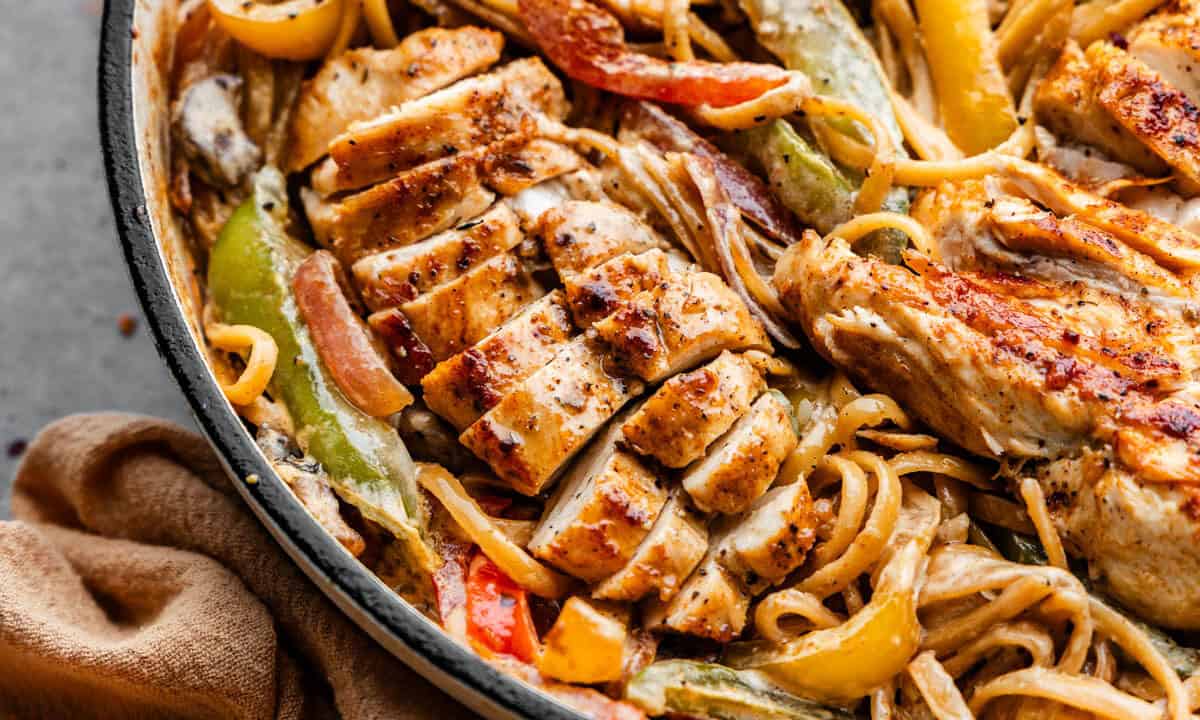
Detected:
[2,412,477,720]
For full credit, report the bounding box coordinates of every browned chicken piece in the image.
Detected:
[528,418,669,582]
[775,232,1200,628]
[716,482,817,593]
[311,58,568,195]
[485,140,584,196]
[593,269,772,383]
[1131,10,1200,114]
[459,337,643,495]
[351,204,524,311]
[365,309,436,385]
[1034,41,1168,175]
[172,74,261,188]
[313,147,499,263]
[592,490,708,602]
[1089,41,1200,189]
[642,554,750,642]
[679,392,797,514]
[288,27,504,171]
[422,291,575,431]
[621,352,766,468]
[563,249,674,328]
[536,200,666,279]
[392,251,546,361]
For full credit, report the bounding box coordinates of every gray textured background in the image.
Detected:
[0,2,195,511]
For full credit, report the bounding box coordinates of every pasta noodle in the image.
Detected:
[206,322,279,406]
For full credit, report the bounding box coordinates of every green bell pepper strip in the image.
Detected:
[731,121,854,236]
[625,660,853,720]
[736,0,911,254]
[208,168,432,568]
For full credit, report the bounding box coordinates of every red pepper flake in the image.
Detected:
[117,313,138,338]
[7,439,28,458]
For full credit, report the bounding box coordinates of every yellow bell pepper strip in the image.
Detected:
[208,168,432,568]
[208,0,345,61]
[626,660,854,719]
[724,541,923,704]
[914,0,1018,155]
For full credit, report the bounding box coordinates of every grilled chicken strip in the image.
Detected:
[680,392,798,515]
[1034,41,1168,175]
[621,351,767,468]
[775,232,1200,628]
[288,27,504,171]
[537,200,667,279]
[592,490,708,602]
[1130,8,1200,104]
[352,203,525,311]
[593,269,772,383]
[422,291,575,431]
[459,337,644,495]
[311,58,568,195]
[529,416,669,582]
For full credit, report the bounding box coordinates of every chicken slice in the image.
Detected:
[536,200,666,279]
[315,148,498,263]
[528,417,668,582]
[1039,448,1200,629]
[392,251,545,361]
[485,140,584,196]
[459,338,643,495]
[986,195,1198,303]
[593,270,772,383]
[422,291,575,431]
[1090,41,1200,189]
[365,308,436,385]
[1131,10,1200,109]
[775,233,1200,628]
[716,482,818,593]
[776,233,1184,459]
[312,58,568,194]
[563,249,674,328]
[288,27,504,171]
[621,351,766,468]
[642,553,751,642]
[592,490,708,602]
[679,392,797,514]
[351,203,524,311]
[1034,41,1168,175]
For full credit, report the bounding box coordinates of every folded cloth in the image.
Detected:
[1,412,477,720]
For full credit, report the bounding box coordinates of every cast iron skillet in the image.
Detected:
[99,2,584,717]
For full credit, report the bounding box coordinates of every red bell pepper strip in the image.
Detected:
[293,250,414,418]
[466,552,540,663]
[518,0,788,108]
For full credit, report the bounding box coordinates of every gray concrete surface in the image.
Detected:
[0,1,196,512]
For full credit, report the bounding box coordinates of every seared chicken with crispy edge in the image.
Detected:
[775,229,1200,629]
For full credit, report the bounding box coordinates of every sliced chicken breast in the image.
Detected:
[396,251,545,361]
[460,338,643,495]
[642,554,751,642]
[312,58,568,195]
[537,200,666,279]
[288,27,504,171]
[593,269,772,383]
[529,418,669,582]
[352,203,524,311]
[485,140,585,196]
[621,351,766,468]
[422,291,575,431]
[680,392,798,515]
[563,249,674,328]
[592,490,709,602]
